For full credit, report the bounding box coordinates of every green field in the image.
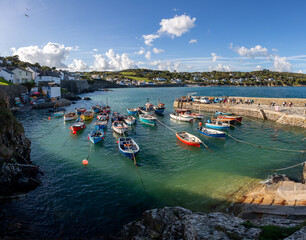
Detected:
[0,77,13,85]
[120,71,136,76]
[120,72,150,82]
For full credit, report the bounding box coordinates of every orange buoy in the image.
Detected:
[82,159,88,165]
[117,141,119,143]
[199,122,202,126]
[48,117,51,120]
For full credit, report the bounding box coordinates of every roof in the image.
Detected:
[38,70,60,77]
[12,67,32,74]
[0,68,14,74]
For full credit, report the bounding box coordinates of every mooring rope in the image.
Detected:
[226,133,305,153]
[156,118,176,133]
[86,142,93,160]
[271,161,305,172]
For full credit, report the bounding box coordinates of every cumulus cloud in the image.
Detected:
[68,59,88,72]
[158,14,196,38]
[145,51,151,60]
[93,48,98,52]
[233,45,269,58]
[150,60,182,71]
[11,42,74,68]
[91,49,136,71]
[272,55,291,72]
[256,65,262,70]
[211,52,218,62]
[153,48,164,54]
[208,64,231,72]
[143,34,160,46]
[298,70,303,73]
[189,39,197,44]
[135,47,145,55]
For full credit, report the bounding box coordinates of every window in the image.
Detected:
[19,71,22,75]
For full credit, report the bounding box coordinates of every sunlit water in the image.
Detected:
[4,87,306,238]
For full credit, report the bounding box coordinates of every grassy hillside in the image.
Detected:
[0,77,13,85]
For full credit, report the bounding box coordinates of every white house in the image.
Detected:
[42,83,61,98]
[153,77,167,81]
[11,68,32,84]
[26,66,40,81]
[0,58,3,65]
[37,71,61,84]
[0,68,15,82]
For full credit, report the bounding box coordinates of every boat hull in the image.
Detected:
[155,108,165,115]
[205,123,230,130]
[139,116,156,126]
[127,109,138,115]
[70,122,86,134]
[197,128,226,139]
[170,114,193,122]
[118,137,140,159]
[176,132,201,147]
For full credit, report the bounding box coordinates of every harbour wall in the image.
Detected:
[0,85,28,107]
[61,80,90,94]
[174,97,306,128]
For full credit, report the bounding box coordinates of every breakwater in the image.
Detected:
[174,96,306,128]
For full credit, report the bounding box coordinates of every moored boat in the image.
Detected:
[69,120,86,134]
[127,108,138,115]
[176,131,202,147]
[118,137,140,159]
[139,114,157,126]
[218,115,242,123]
[111,112,124,122]
[112,121,128,135]
[170,113,193,122]
[123,115,136,125]
[97,112,109,121]
[81,111,94,121]
[176,109,203,119]
[205,120,230,130]
[88,129,104,144]
[75,108,86,114]
[64,112,77,121]
[54,110,65,117]
[94,120,108,130]
[215,111,233,116]
[154,103,165,115]
[92,105,102,113]
[197,126,226,139]
[101,105,111,114]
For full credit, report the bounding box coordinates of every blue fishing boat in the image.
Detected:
[54,110,65,117]
[197,126,226,139]
[111,112,124,122]
[205,120,230,130]
[139,114,156,126]
[215,111,233,116]
[88,129,104,144]
[154,102,165,115]
[94,120,108,130]
[92,105,102,113]
[118,137,140,159]
[127,108,138,115]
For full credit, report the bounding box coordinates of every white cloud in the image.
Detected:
[150,60,182,71]
[272,55,291,72]
[208,64,231,72]
[256,65,262,70]
[158,14,196,38]
[93,48,98,52]
[91,49,136,71]
[189,39,197,44]
[145,51,151,60]
[11,42,74,68]
[68,59,88,71]
[153,48,164,54]
[134,47,145,55]
[233,45,269,58]
[211,52,218,62]
[298,70,303,73]
[143,34,160,46]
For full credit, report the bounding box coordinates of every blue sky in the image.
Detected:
[1,0,306,72]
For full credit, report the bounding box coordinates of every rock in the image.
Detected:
[284,227,306,240]
[120,206,261,240]
[251,218,303,228]
[84,97,92,100]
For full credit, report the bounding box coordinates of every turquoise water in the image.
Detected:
[6,87,306,238]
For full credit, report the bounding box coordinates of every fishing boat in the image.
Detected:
[92,105,102,113]
[139,114,157,126]
[176,109,203,119]
[81,111,94,121]
[118,137,140,159]
[69,120,86,134]
[97,112,109,121]
[123,115,136,125]
[54,110,65,117]
[205,120,230,130]
[101,105,111,114]
[170,113,193,122]
[94,120,108,130]
[111,112,124,122]
[127,108,138,115]
[88,129,104,144]
[75,108,86,114]
[218,115,243,123]
[139,102,155,115]
[154,103,165,115]
[64,112,78,121]
[176,131,202,147]
[197,126,226,139]
[112,121,128,135]
[215,111,233,116]
[214,117,236,125]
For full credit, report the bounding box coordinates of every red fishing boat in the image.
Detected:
[102,105,111,114]
[176,131,201,147]
[69,121,86,134]
[218,115,242,123]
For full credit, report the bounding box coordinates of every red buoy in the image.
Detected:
[82,159,88,165]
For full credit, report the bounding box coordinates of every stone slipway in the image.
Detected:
[174,97,306,128]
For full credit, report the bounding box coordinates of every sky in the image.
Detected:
[1,0,306,73]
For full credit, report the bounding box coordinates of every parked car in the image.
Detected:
[200,97,210,104]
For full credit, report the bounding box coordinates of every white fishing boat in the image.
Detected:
[170,113,193,122]
[112,121,128,135]
[64,112,78,121]
[123,115,136,125]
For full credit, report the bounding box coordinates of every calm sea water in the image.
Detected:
[5,87,306,238]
